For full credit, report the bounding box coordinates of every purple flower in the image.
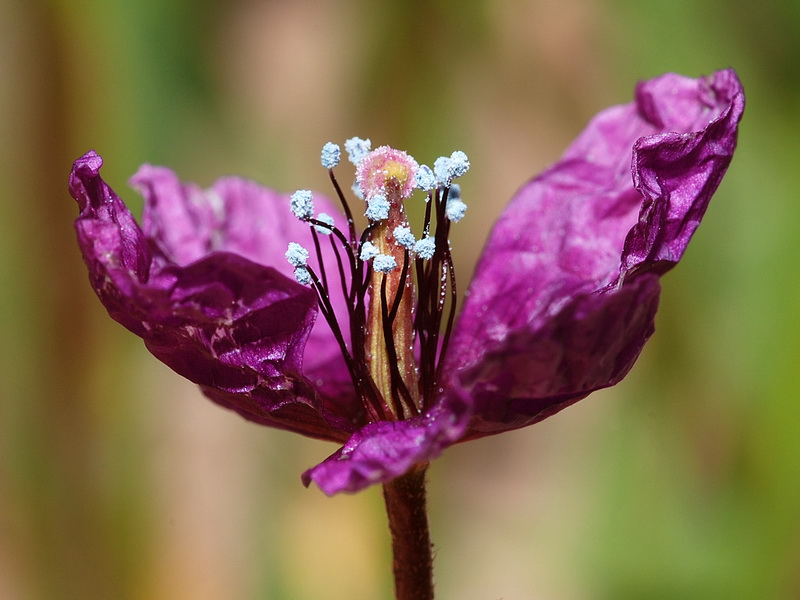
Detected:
[70,69,744,494]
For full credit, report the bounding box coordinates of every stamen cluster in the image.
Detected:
[286,138,470,422]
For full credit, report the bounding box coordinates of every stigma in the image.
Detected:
[284,138,470,424]
[357,146,419,201]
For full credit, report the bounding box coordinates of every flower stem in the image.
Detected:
[382,464,434,600]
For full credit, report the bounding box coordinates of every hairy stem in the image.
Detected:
[382,465,434,600]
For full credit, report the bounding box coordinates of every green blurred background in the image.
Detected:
[1,0,797,598]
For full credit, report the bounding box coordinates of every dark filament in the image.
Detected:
[304,169,459,422]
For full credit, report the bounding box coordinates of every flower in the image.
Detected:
[70,69,744,495]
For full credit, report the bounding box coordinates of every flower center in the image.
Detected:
[286,138,470,423]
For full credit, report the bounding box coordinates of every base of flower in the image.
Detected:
[382,464,434,600]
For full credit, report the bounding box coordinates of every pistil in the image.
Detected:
[357,147,421,418]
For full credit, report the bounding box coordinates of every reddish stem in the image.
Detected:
[382,465,434,600]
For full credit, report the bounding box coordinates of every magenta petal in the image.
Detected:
[71,151,152,334]
[302,391,471,494]
[453,274,660,437]
[446,70,743,436]
[623,70,745,276]
[71,151,354,441]
[132,165,328,269]
[129,165,357,412]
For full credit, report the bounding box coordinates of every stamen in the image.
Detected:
[381,274,418,416]
[360,241,379,261]
[320,142,341,169]
[344,137,372,166]
[414,236,436,259]
[290,190,314,221]
[373,254,397,273]
[307,217,356,267]
[414,165,436,192]
[379,277,409,418]
[388,251,410,323]
[305,264,391,423]
[392,226,416,250]
[433,156,452,186]
[444,184,467,222]
[365,195,390,221]
[432,150,470,186]
[285,242,309,267]
[422,193,433,236]
[446,198,467,223]
[310,227,329,291]
[294,265,312,286]
[314,212,335,234]
[433,251,458,403]
[327,230,350,314]
[326,170,358,245]
[448,150,470,179]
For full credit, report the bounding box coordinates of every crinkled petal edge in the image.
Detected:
[302,390,471,494]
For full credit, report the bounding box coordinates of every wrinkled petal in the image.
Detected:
[623,70,745,277]
[71,151,355,441]
[446,70,743,434]
[450,274,660,437]
[129,165,357,412]
[302,390,471,494]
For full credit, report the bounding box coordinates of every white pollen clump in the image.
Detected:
[290,190,314,221]
[393,226,416,249]
[285,242,309,267]
[359,241,379,261]
[448,150,470,179]
[373,254,397,273]
[344,137,372,165]
[445,198,467,223]
[414,164,436,192]
[433,156,452,186]
[365,194,390,221]
[294,266,312,285]
[414,236,436,259]
[320,142,341,169]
